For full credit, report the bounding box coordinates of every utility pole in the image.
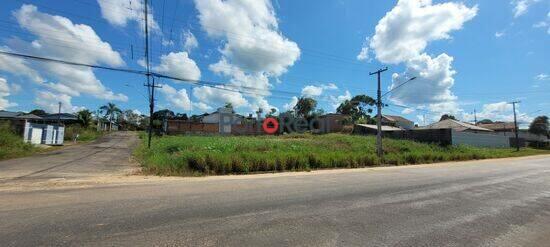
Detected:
[473,109,477,125]
[143,0,161,148]
[369,67,388,161]
[510,101,521,151]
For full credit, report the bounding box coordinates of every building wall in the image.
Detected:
[451,130,511,148]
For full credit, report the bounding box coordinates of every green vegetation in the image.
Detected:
[64,126,104,142]
[134,134,550,176]
[0,122,37,160]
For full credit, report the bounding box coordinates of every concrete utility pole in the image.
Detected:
[370,67,388,160]
[57,101,62,125]
[143,0,161,148]
[510,101,521,151]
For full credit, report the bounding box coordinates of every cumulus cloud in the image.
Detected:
[0,46,43,83]
[193,0,300,112]
[356,37,370,61]
[97,0,159,31]
[495,31,505,38]
[34,91,84,113]
[329,90,352,110]
[8,4,128,107]
[463,101,532,124]
[370,0,477,64]
[0,77,18,109]
[159,84,193,111]
[283,96,298,111]
[183,30,199,52]
[370,0,477,117]
[389,53,457,104]
[512,0,540,18]
[301,83,338,97]
[153,51,201,81]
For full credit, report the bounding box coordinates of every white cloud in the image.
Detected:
[0,46,43,83]
[193,86,248,109]
[401,108,415,114]
[159,84,193,111]
[463,101,532,124]
[301,85,323,97]
[183,30,198,52]
[0,77,17,109]
[283,96,298,111]
[533,12,550,34]
[193,0,300,112]
[153,51,201,81]
[97,0,159,31]
[495,31,505,38]
[370,0,477,64]
[329,90,352,110]
[535,73,549,81]
[511,0,540,18]
[389,53,457,105]
[34,91,84,113]
[9,4,128,107]
[356,37,370,61]
[301,83,338,97]
[370,0,477,118]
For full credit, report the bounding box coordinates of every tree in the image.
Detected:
[528,116,549,136]
[152,109,175,121]
[76,109,93,128]
[175,113,188,121]
[293,97,317,118]
[100,103,122,131]
[336,95,376,122]
[122,110,142,130]
[440,114,457,121]
[478,119,493,124]
[266,108,277,117]
[29,109,47,116]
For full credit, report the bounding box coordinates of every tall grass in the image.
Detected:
[134,133,550,176]
[0,121,37,160]
[64,125,104,142]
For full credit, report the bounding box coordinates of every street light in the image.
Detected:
[382,76,417,98]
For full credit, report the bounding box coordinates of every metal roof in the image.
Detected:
[0,110,23,118]
[423,119,493,132]
[356,124,403,131]
[382,115,413,123]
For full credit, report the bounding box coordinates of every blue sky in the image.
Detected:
[0,0,548,125]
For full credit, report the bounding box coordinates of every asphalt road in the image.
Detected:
[0,131,138,182]
[1,153,549,246]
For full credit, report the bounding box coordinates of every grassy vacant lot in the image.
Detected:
[134,134,550,176]
[0,122,37,160]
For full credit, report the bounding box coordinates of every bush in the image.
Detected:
[0,121,37,160]
[64,125,104,142]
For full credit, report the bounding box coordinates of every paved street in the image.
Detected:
[0,131,138,182]
[1,152,549,246]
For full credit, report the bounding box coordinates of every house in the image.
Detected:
[201,107,245,125]
[381,115,414,130]
[0,110,65,145]
[421,119,493,133]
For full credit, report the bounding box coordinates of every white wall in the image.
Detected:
[452,130,510,148]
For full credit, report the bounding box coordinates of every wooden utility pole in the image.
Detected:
[370,67,388,160]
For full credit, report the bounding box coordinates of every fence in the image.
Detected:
[166,120,219,135]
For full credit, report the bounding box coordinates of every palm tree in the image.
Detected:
[76,109,93,128]
[100,103,122,131]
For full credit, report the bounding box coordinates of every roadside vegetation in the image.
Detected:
[134,134,550,176]
[0,121,38,160]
